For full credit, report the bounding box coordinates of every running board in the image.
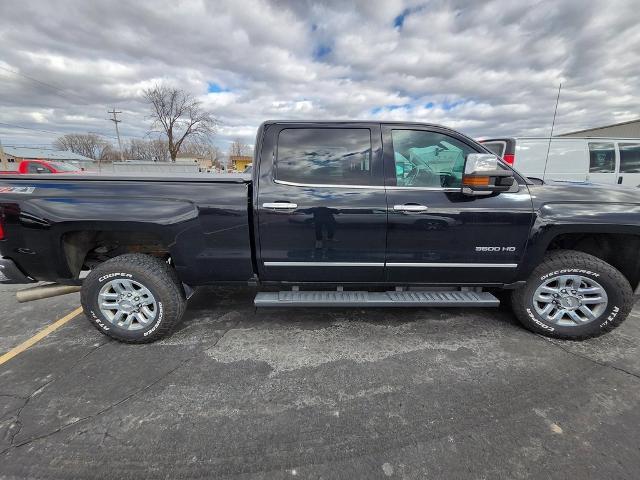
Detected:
[254,290,499,308]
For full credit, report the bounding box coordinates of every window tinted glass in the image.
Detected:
[276,128,372,185]
[27,162,43,173]
[619,143,640,173]
[588,142,615,173]
[482,141,505,157]
[391,130,476,187]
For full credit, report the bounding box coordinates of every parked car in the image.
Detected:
[480,137,640,186]
[0,159,83,174]
[1,121,639,343]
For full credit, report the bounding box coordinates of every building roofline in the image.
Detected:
[556,118,640,136]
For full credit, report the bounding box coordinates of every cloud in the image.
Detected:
[0,0,638,151]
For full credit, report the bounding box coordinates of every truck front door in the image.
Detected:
[382,125,534,285]
[256,123,387,283]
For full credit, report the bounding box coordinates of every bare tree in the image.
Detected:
[228,138,250,157]
[126,138,170,162]
[54,133,113,160]
[181,138,220,160]
[143,84,216,161]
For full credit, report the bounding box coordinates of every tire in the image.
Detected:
[511,249,633,340]
[81,254,186,343]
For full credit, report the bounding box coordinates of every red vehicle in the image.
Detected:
[0,159,83,174]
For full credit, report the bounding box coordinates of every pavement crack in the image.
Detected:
[1,340,110,455]
[2,320,239,456]
[538,335,640,381]
[1,359,186,456]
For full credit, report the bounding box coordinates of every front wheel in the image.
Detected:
[511,250,634,340]
[81,254,186,343]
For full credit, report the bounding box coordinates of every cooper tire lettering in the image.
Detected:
[98,272,133,282]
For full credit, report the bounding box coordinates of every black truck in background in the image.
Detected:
[1,121,639,343]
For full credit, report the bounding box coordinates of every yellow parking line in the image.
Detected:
[0,306,84,367]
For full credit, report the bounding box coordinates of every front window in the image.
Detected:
[391,130,476,188]
[588,143,615,173]
[276,128,372,185]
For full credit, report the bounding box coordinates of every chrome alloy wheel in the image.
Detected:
[98,279,157,330]
[533,274,608,327]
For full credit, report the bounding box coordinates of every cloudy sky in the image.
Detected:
[1,0,639,152]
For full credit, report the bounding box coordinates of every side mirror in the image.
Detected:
[462,153,515,196]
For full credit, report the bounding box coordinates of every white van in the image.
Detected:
[480,137,640,186]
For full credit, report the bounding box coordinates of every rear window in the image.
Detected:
[619,143,640,173]
[588,142,615,173]
[276,128,372,185]
[482,141,505,157]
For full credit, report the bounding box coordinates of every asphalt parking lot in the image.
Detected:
[1,285,640,479]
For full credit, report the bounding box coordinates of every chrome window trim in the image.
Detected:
[273,179,458,192]
[273,179,384,190]
[386,186,460,192]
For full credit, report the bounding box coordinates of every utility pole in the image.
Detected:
[0,138,7,171]
[108,108,124,161]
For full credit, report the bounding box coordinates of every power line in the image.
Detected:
[0,121,143,142]
[0,122,62,135]
[0,65,91,105]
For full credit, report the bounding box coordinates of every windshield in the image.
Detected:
[49,162,81,172]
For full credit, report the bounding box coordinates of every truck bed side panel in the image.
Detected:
[0,178,253,285]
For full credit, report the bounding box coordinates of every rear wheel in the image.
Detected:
[81,254,186,343]
[511,250,633,339]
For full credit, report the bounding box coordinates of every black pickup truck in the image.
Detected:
[1,121,639,343]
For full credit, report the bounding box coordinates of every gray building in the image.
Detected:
[557,118,640,138]
[0,146,96,171]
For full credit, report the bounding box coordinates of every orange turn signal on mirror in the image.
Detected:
[462,176,490,186]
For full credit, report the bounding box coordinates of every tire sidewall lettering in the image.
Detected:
[143,302,163,336]
[526,307,555,331]
[540,269,599,281]
[98,272,133,283]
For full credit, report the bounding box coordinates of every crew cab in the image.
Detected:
[1,121,639,343]
[0,159,83,174]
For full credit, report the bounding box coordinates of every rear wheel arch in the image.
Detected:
[61,229,174,279]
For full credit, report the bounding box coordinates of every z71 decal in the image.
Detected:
[0,186,35,194]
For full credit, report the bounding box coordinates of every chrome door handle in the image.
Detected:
[262,202,298,210]
[393,204,428,212]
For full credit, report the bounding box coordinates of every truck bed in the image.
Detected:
[0,173,251,183]
[0,174,254,285]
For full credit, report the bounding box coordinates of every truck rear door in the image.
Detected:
[382,124,533,285]
[255,123,387,282]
